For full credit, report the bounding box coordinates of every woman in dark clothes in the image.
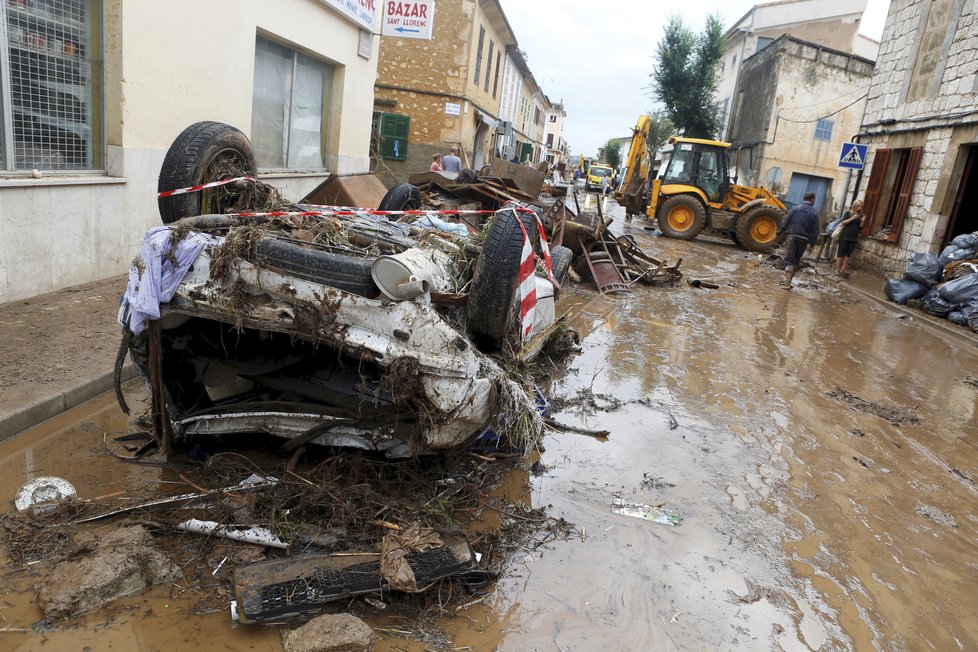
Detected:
[836,199,866,277]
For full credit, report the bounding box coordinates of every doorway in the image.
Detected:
[943,145,978,246]
[786,172,833,213]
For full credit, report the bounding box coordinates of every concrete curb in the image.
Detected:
[0,364,138,444]
[841,280,978,348]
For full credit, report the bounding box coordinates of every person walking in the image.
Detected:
[778,191,820,290]
[835,199,866,277]
[442,147,462,173]
[430,154,442,172]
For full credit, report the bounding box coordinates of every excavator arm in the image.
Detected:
[617,114,652,216]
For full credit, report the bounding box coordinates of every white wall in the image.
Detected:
[0,0,379,303]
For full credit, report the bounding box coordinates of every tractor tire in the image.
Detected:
[735,204,784,253]
[158,121,258,224]
[251,238,379,298]
[657,195,707,240]
[378,183,421,211]
[550,246,573,299]
[467,208,526,352]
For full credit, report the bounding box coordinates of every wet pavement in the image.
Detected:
[2,196,977,650]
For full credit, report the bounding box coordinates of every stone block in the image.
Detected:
[282,614,376,652]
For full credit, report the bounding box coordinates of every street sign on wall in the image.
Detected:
[838,142,868,170]
[318,0,379,32]
[382,1,435,39]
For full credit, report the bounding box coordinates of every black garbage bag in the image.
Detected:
[940,244,978,265]
[884,278,929,304]
[921,289,955,317]
[950,233,978,249]
[949,311,969,326]
[969,311,978,333]
[948,302,978,326]
[903,252,944,287]
[937,273,978,304]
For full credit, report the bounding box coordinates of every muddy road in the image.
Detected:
[2,196,977,651]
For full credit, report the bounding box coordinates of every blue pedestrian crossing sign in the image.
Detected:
[839,142,868,169]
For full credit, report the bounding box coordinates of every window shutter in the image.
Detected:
[379,113,409,161]
[861,148,889,237]
[888,146,923,243]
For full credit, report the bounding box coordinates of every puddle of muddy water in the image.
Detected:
[2,200,978,651]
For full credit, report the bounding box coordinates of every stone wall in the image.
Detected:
[853,0,978,276]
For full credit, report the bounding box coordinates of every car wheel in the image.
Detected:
[378,183,422,211]
[251,238,380,298]
[158,121,258,224]
[467,208,528,352]
[549,246,573,299]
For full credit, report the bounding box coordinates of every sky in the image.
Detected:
[497,0,892,157]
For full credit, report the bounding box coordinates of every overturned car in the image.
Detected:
[117,122,573,458]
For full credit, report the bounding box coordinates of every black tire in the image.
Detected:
[158,121,258,224]
[467,208,526,351]
[251,238,379,298]
[657,194,707,240]
[457,168,478,184]
[550,246,573,299]
[378,183,421,211]
[735,204,785,253]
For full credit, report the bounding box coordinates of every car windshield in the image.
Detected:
[590,167,611,177]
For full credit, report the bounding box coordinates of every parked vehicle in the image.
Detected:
[119,122,572,458]
[585,163,613,193]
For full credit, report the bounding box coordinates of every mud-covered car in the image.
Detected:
[117,122,573,458]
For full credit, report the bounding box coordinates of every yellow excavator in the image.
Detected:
[617,119,786,252]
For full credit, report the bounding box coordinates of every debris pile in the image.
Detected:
[884,232,978,332]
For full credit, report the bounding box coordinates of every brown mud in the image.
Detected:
[2,197,978,650]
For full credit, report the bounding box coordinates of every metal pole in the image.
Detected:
[837,169,853,219]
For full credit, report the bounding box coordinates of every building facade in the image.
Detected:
[372,0,517,180]
[544,102,568,168]
[718,0,878,138]
[0,0,380,303]
[852,0,978,275]
[727,35,874,220]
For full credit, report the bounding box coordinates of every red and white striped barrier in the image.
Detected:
[157,176,255,198]
[512,206,555,339]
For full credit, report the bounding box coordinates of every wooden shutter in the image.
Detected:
[379,114,410,161]
[887,146,923,243]
[861,148,889,237]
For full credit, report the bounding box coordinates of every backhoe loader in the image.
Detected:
[617,122,786,252]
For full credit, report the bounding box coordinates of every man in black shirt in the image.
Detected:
[778,192,820,290]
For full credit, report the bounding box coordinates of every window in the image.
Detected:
[756,36,774,52]
[0,0,102,171]
[375,112,409,161]
[863,147,923,243]
[251,35,334,169]
[548,114,557,123]
[814,119,833,141]
[484,41,493,92]
[473,26,484,84]
[546,133,553,147]
[492,51,501,97]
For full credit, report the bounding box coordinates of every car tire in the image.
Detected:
[735,204,784,252]
[550,246,573,299]
[467,208,527,352]
[251,238,380,298]
[657,194,707,240]
[158,121,258,224]
[378,183,422,211]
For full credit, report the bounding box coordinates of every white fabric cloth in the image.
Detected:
[120,226,223,335]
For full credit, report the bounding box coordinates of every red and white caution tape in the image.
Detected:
[512,206,555,339]
[157,176,256,198]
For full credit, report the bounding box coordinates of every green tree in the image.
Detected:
[646,110,674,159]
[602,138,623,169]
[650,14,725,138]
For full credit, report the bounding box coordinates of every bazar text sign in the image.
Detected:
[382,1,435,39]
[319,0,379,32]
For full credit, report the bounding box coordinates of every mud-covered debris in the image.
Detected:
[827,386,921,426]
[611,499,682,526]
[916,504,958,528]
[282,613,376,652]
[36,525,181,620]
[964,376,978,390]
